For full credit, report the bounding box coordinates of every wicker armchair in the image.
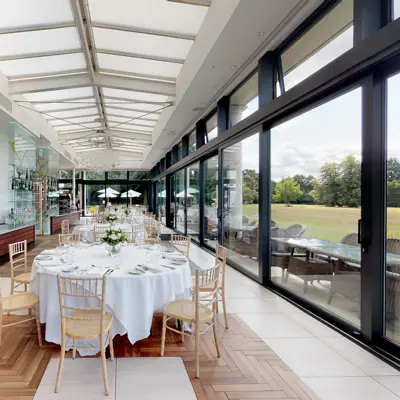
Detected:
[286,224,305,239]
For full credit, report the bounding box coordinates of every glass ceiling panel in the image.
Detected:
[0,53,86,78]
[105,107,159,120]
[0,27,81,57]
[93,28,192,60]
[44,107,99,119]
[56,122,102,131]
[103,100,164,112]
[98,53,181,79]
[49,115,100,126]
[33,99,97,112]
[0,0,74,27]
[88,0,208,37]
[23,87,94,102]
[112,123,153,133]
[107,115,157,125]
[102,88,169,103]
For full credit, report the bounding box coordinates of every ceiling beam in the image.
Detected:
[0,49,81,61]
[47,113,99,121]
[58,129,152,142]
[38,105,97,114]
[108,120,155,129]
[96,48,184,64]
[106,113,158,123]
[9,72,176,97]
[167,0,211,6]
[100,69,176,84]
[105,105,162,114]
[91,22,195,41]
[9,69,88,82]
[104,96,173,106]
[0,22,76,35]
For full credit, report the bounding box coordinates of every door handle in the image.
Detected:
[358,219,362,245]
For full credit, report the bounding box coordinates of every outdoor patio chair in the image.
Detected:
[286,224,306,239]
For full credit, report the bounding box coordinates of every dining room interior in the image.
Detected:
[2,0,400,399]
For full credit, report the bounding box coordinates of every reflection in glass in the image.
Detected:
[204,156,219,249]
[170,174,176,229]
[206,113,218,143]
[107,185,127,207]
[394,0,400,19]
[229,72,259,127]
[108,171,127,180]
[386,72,400,343]
[189,130,196,153]
[281,0,353,91]
[270,88,361,327]
[187,163,200,241]
[175,170,185,233]
[129,171,150,180]
[222,133,260,276]
[84,184,105,214]
[85,171,105,180]
[157,178,166,224]
[127,184,147,206]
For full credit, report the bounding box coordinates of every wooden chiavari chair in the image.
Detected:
[58,232,81,246]
[161,263,221,378]
[0,286,42,349]
[61,220,69,235]
[8,240,30,294]
[198,244,229,329]
[93,225,108,242]
[55,275,113,395]
[145,217,161,244]
[170,234,191,258]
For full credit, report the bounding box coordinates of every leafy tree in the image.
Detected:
[340,155,361,207]
[310,179,323,203]
[273,178,303,206]
[293,174,315,194]
[242,184,254,204]
[387,180,400,207]
[319,162,342,206]
[271,180,277,197]
[388,158,400,181]
[243,169,259,191]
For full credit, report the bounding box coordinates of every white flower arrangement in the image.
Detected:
[101,229,127,246]
[105,213,118,224]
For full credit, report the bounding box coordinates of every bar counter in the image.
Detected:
[0,224,35,256]
[50,211,80,234]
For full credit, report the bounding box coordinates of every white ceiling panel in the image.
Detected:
[107,115,158,125]
[56,122,102,131]
[105,107,159,120]
[49,115,100,126]
[102,88,169,103]
[22,87,94,102]
[0,0,74,28]
[45,107,100,119]
[88,0,208,36]
[98,53,181,79]
[0,27,81,57]
[112,123,154,133]
[0,53,86,78]
[33,100,97,112]
[104,101,164,112]
[93,28,192,61]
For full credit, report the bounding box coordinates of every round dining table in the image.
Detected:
[30,243,192,355]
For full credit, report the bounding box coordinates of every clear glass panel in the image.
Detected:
[386,71,400,343]
[129,171,150,180]
[188,131,196,153]
[56,122,102,132]
[177,143,183,161]
[127,184,147,206]
[102,87,169,103]
[85,171,105,180]
[187,162,200,241]
[281,0,353,91]
[106,185,127,208]
[60,170,73,179]
[104,101,162,112]
[170,174,176,230]
[204,155,219,249]
[0,53,86,78]
[394,0,400,19]
[0,27,81,57]
[157,178,166,224]
[229,72,259,127]
[107,115,157,126]
[84,184,105,214]
[44,108,99,119]
[108,171,127,180]
[206,113,218,143]
[175,170,185,233]
[270,88,362,327]
[24,87,94,102]
[222,133,260,276]
[49,115,100,126]
[88,0,208,37]
[106,107,159,121]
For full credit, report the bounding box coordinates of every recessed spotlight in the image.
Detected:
[231,65,236,69]
[258,31,265,36]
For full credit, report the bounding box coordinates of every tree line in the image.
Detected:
[241,155,400,207]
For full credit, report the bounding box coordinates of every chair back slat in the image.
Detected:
[194,263,221,311]
[61,220,70,235]
[8,240,28,277]
[171,234,191,257]
[94,225,108,242]
[59,232,81,246]
[215,243,227,285]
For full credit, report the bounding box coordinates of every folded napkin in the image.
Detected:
[35,255,53,261]
[41,249,58,255]
[88,266,108,275]
[37,259,63,267]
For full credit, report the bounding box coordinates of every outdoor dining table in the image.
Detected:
[30,243,192,355]
[271,237,400,269]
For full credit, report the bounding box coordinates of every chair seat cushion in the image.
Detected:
[2,292,39,311]
[14,272,31,284]
[164,299,213,322]
[65,310,113,339]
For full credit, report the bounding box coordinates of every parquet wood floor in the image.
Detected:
[0,235,320,400]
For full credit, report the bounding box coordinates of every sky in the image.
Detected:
[236,20,400,182]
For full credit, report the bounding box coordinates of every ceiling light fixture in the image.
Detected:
[259,32,265,36]
[231,65,236,69]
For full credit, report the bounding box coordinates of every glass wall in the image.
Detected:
[157,178,166,224]
[127,184,147,206]
[270,88,362,327]
[129,171,150,179]
[85,171,105,180]
[170,174,176,229]
[386,71,400,343]
[84,184,105,213]
[281,0,353,92]
[109,171,127,180]
[394,0,400,19]
[204,155,219,249]
[222,133,260,276]
[188,130,196,153]
[229,72,259,127]
[186,162,200,241]
[175,170,185,233]
[206,113,218,143]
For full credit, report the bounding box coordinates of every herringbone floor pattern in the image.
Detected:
[0,235,320,400]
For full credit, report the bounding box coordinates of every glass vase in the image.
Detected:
[106,243,121,258]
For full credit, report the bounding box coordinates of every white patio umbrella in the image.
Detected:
[187,187,199,194]
[98,193,117,198]
[121,189,141,206]
[158,190,166,198]
[177,191,194,198]
[98,187,120,196]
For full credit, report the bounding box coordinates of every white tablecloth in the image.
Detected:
[73,223,142,242]
[31,244,192,355]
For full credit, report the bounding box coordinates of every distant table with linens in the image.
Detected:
[73,222,143,242]
[30,243,192,355]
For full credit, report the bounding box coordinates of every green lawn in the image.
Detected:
[242,204,400,242]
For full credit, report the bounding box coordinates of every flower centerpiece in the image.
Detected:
[101,228,127,257]
[105,213,118,226]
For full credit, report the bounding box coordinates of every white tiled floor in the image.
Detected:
[187,243,400,400]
